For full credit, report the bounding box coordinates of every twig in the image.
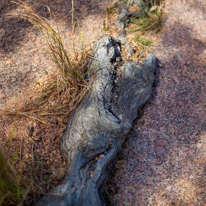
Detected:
[37,192,64,196]
[25,131,38,148]
[32,143,34,163]
[0,109,48,124]
[20,137,24,160]
[124,142,148,162]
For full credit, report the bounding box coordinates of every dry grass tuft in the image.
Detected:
[2,1,95,122]
[130,0,165,32]
[0,1,96,205]
[0,130,29,206]
[0,128,66,205]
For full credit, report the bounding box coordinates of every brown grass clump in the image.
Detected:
[0,1,95,205]
[0,127,67,205]
[130,0,165,32]
[0,129,29,206]
[1,0,94,121]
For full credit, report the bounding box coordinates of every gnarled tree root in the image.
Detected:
[36,35,156,206]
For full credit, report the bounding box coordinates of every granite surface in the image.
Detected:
[109,0,206,205]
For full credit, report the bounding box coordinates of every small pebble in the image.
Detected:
[62,115,68,124]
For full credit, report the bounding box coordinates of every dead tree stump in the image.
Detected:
[36,35,156,206]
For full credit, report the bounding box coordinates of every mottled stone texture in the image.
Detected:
[36,35,156,206]
[109,0,206,205]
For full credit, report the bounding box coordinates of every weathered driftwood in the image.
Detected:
[36,35,156,206]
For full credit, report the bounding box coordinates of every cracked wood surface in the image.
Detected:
[36,35,156,206]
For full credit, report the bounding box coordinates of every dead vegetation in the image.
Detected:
[0,1,94,205]
[104,0,165,62]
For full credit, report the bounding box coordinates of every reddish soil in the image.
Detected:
[0,0,111,204]
[0,0,206,205]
